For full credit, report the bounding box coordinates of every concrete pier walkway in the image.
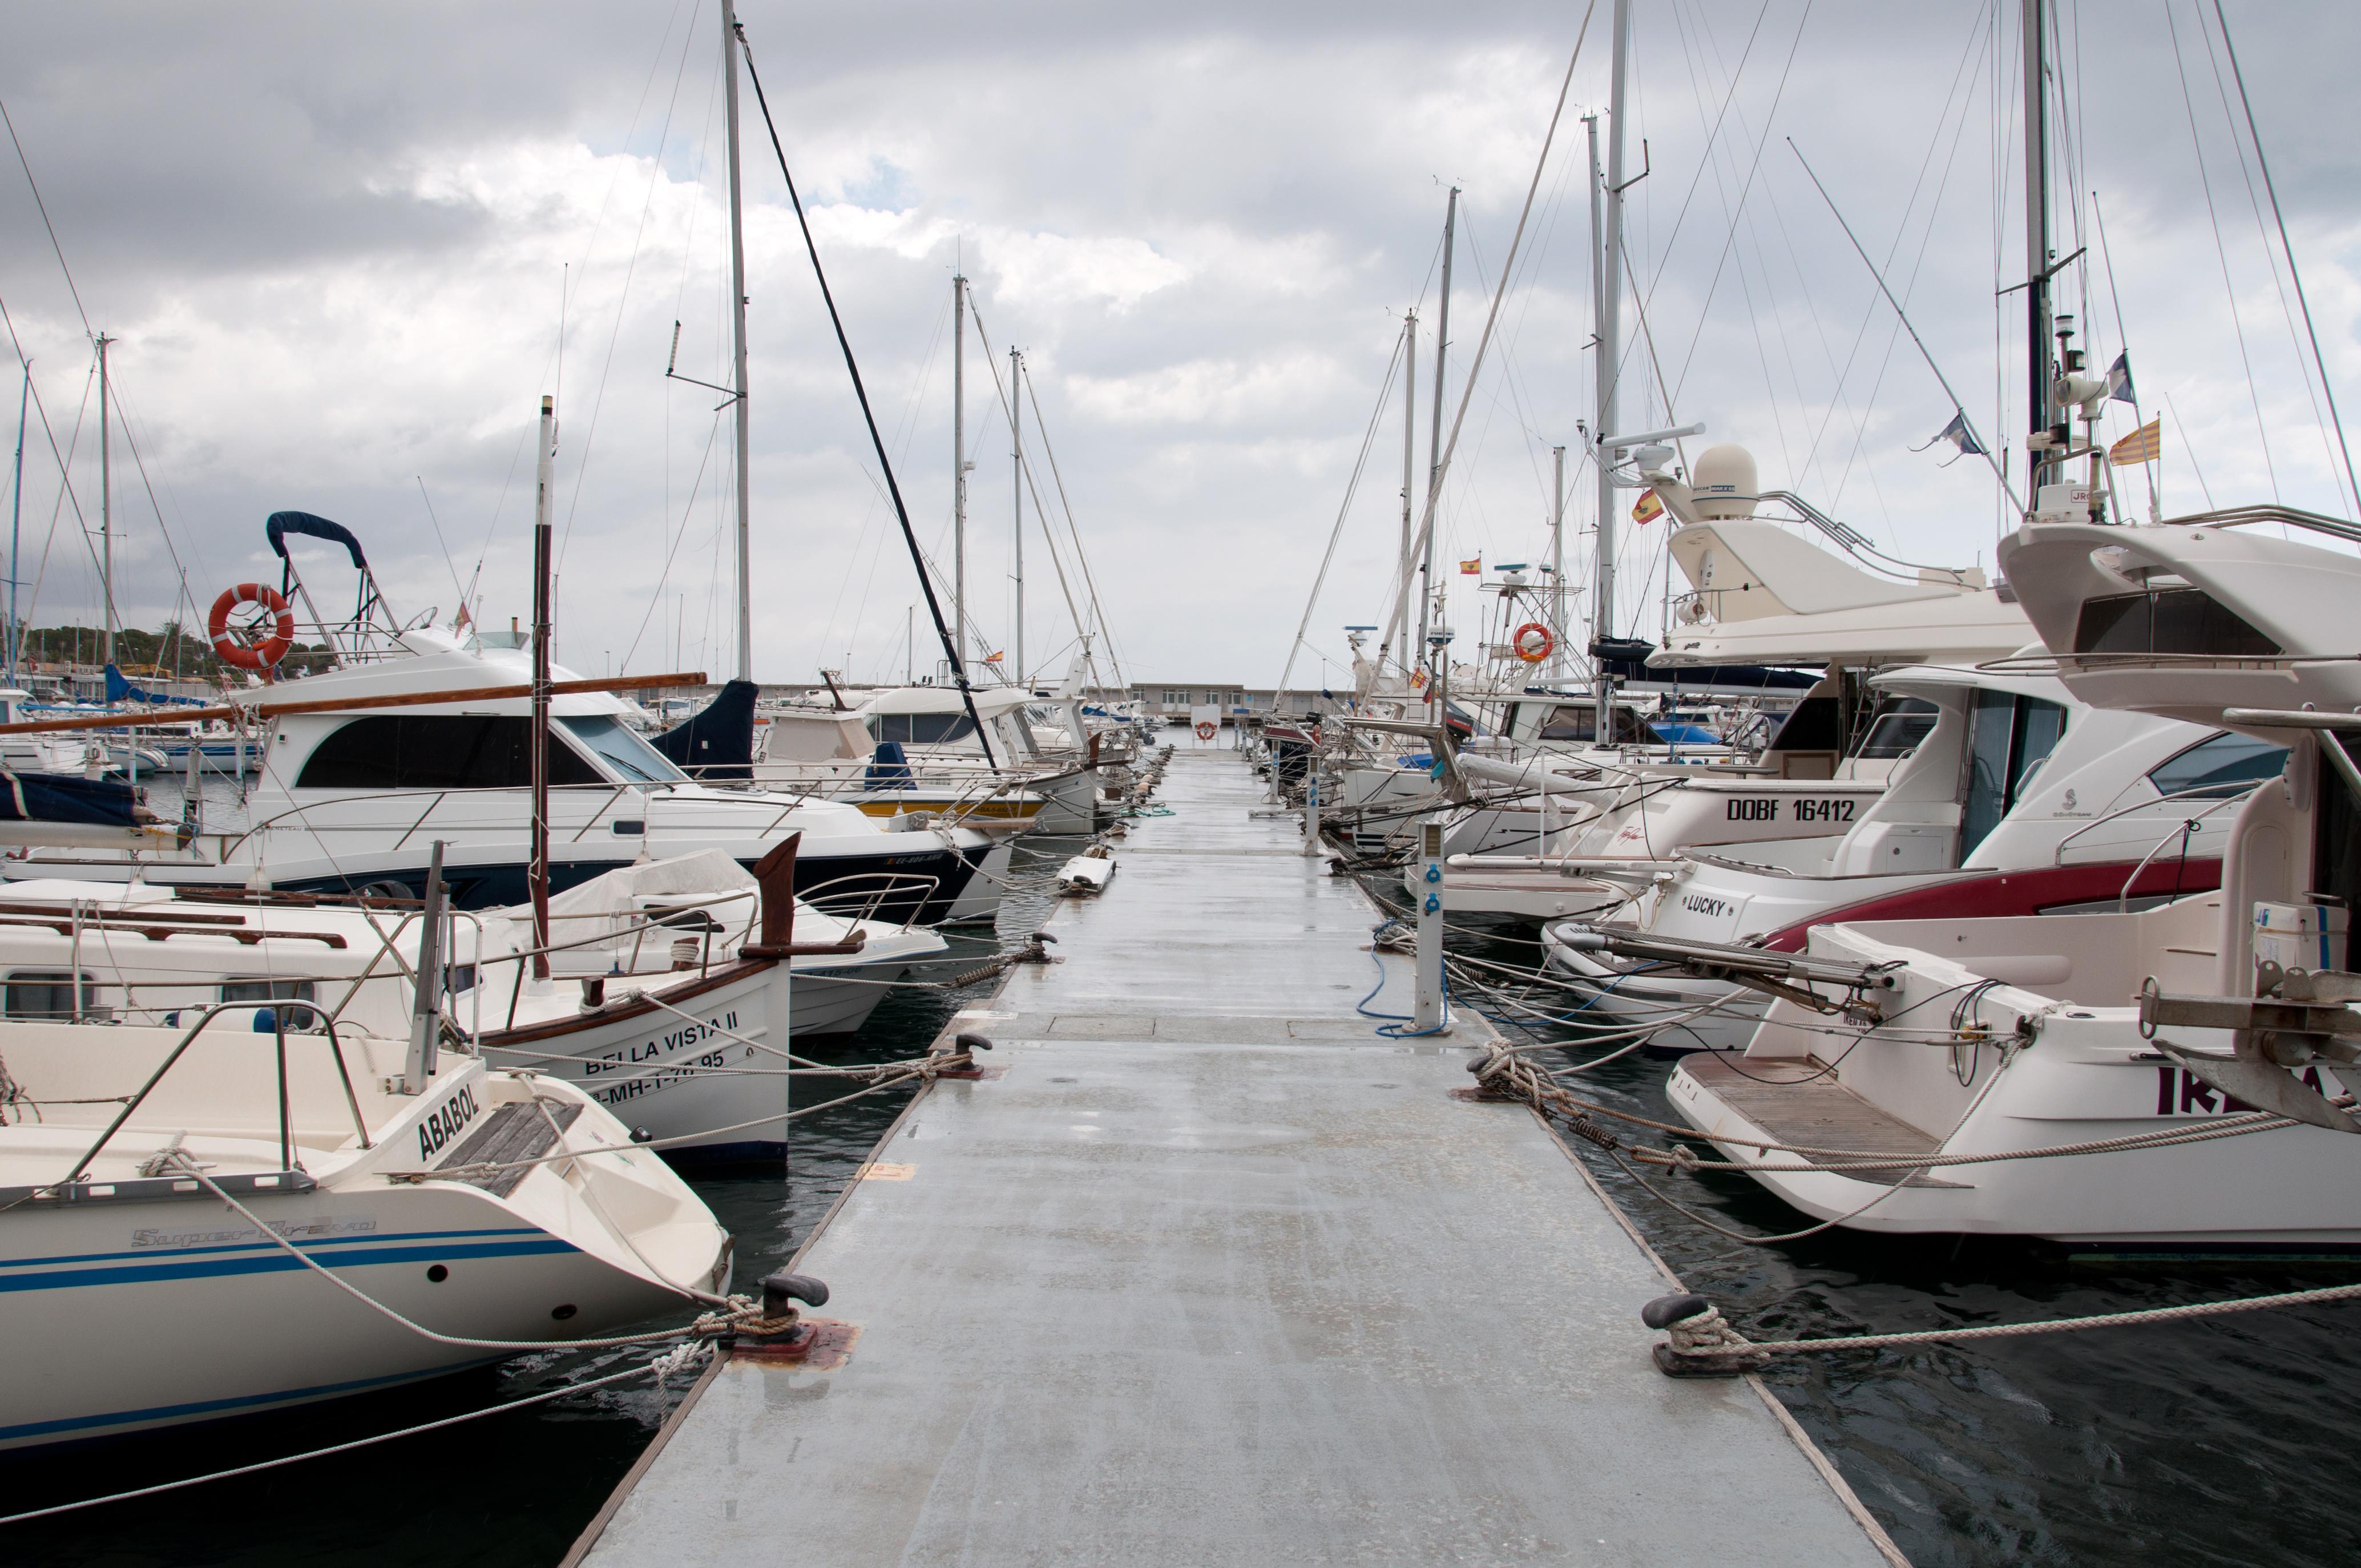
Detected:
[570,745,1904,1566]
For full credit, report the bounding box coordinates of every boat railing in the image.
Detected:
[2158,503,2361,546]
[53,999,377,1193]
[2049,779,2269,865]
[794,871,938,931]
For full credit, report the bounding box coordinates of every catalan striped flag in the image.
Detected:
[2110,417,2162,467]
[1630,488,1665,524]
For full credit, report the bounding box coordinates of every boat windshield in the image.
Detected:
[560,716,689,785]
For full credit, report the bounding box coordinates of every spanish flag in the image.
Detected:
[983,650,1004,663]
[1631,488,1664,524]
[2109,418,2161,467]
[1460,556,1482,575]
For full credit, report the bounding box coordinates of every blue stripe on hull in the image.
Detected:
[10,1225,546,1272]
[3,1238,578,1293]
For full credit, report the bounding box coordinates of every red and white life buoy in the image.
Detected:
[1512,621,1555,664]
[1194,720,1218,741]
[208,583,296,673]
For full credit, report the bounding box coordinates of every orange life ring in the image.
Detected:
[1194,720,1218,741]
[1512,621,1555,664]
[208,583,296,673]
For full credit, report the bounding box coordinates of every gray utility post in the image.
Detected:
[1414,821,1450,1034]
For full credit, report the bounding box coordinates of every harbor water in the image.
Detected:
[3,811,2355,1567]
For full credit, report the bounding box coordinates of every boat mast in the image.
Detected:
[1395,309,1416,658]
[530,394,556,983]
[1550,442,1566,681]
[2021,0,2056,496]
[953,272,967,672]
[1593,0,1630,737]
[9,362,25,685]
[1011,345,1024,686]
[721,0,753,683]
[96,332,114,670]
[1418,189,1458,669]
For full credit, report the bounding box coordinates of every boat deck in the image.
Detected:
[1680,1054,1966,1188]
[569,744,1906,1567]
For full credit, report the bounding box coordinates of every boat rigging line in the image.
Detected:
[1377,4,1597,676]
[1277,328,1408,695]
[730,20,996,767]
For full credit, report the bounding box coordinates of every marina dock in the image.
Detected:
[567,745,1904,1566]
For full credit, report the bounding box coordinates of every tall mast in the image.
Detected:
[953,272,967,670]
[11,362,26,685]
[96,332,114,669]
[1395,309,1416,654]
[1011,345,1024,686]
[1596,0,1629,664]
[2021,0,2055,492]
[721,0,753,683]
[1418,189,1458,664]
[1550,443,1566,681]
[529,394,556,983]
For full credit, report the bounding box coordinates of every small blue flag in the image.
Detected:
[1912,410,1988,464]
[2106,350,2137,406]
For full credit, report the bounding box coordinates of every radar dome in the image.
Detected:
[1689,444,1758,521]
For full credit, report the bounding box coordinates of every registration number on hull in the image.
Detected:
[1724,798,1855,824]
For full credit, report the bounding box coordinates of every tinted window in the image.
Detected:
[295,716,602,790]
[1850,697,1938,759]
[1961,693,2069,859]
[2074,588,2281,656]
[560,716,687,785]
[5,970,95,1020]
[2147,732,2287,799]
[1767,696,1843,753]
[870,713,977,745]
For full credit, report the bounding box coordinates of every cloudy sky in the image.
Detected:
[3,1,2356,690]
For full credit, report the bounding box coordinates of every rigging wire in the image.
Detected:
[2164,0,2278,502]
[2204,0,2359,518]
[1278,329,1408,694]
[732,21,995,767]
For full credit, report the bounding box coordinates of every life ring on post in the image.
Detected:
[1194,720,1218,741]
[1511,621,1555,664]
[208,583,296,674]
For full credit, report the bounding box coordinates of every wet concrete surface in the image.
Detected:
[575,744,1903,1566]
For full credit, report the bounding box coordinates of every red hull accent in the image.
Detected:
[1759,858,2225,953]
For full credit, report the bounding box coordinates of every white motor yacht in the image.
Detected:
[1543,660,2275,1052]
[1665,506,2361,1247]
[0,631,1002,931]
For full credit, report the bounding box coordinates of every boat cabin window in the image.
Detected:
[1961,692,2068,858]
[1766,695,1843,754]
[1850,697,1939,759]
[220,977,323,1032]
[2147,732,2287,799]
[560,716,688,785]
[1536,704,1650,743]
[2314,735,2361,918]
[2073,588,2282,657]
[295,716,602,791]
[868,713,977,745]
[4,970,99,1021]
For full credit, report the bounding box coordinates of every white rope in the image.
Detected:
[169,1155,745,1347]
[1750,1279,2361,1353]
